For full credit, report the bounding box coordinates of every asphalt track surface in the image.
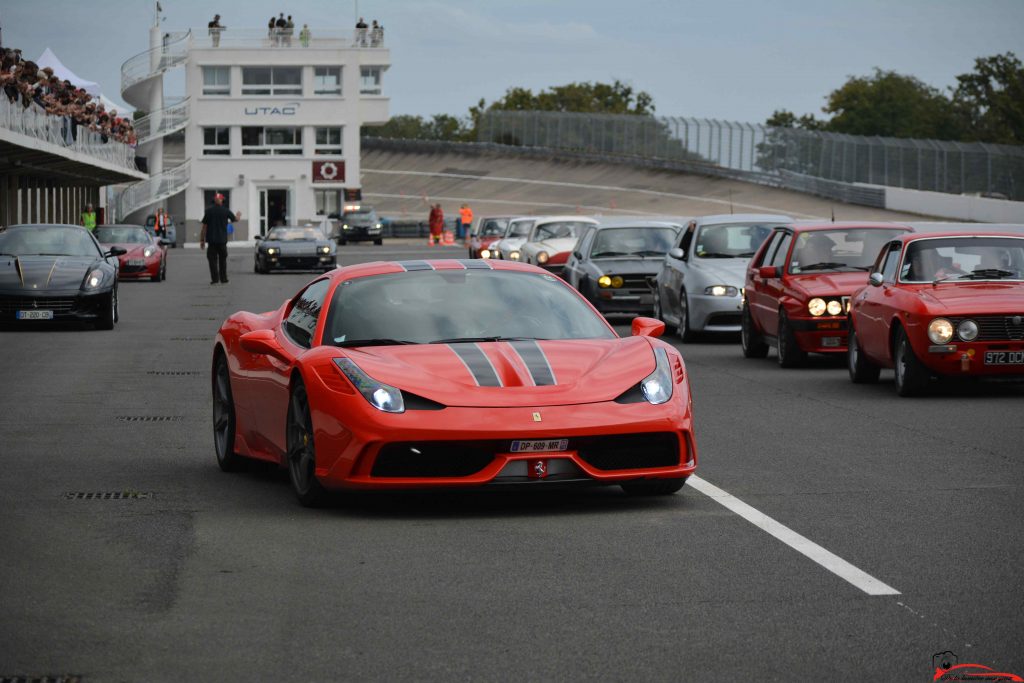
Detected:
[1,243,1022,682]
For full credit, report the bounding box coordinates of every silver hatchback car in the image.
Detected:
[653,214,790,340]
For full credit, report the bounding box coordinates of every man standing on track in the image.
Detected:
[200,193,240,284]
[428,203,444,246]
[80,203,97,232]
[458,203,473,242]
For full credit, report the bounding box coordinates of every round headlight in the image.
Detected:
[928,318,954,344]
[610,276,624,288]
[537,251,549,264]
[510,250,521,261]
[598,275,612,288]
[143,247,155,258]
[826,300,843,316]
[480,249,491,259]
[267,247,278,255]
[808,298,827,316]
[957,319,979,341]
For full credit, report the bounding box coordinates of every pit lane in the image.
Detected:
[0,243,1021,681]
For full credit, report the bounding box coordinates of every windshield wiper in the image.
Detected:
[430,336,544,344]
[961,268,1017,280]
[798,262,851,271]
[591,251,627,258]
[697,252,736,258]
[333,338,418,348]
[629,250,666,256]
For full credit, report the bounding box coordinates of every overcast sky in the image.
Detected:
[3,0,1022,124]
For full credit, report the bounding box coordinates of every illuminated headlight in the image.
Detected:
[537,251,550,264]
[598,275,612,288]
[83,269,103,289]
[510,250,521,261]
[266,247,279,255]
[957,319,979,342]
[808,298,826,316]
[705,285,738,297]
[610,276,624,288]
[334,358,405,413]
[928,318,954,344]
[375,223,382,228]
[640,348,674,405]
[318,246,331,255]
[143,247,155,258]
[480,249,491,259]
[342,224,351,230]
[826,300,843,316]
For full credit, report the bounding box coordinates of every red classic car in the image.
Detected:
[741,222,911,366]
[847,232,1024,395]
[94,224,168,282]
[468,216,513,259]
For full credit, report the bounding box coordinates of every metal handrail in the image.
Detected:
[133,97,190,145]
[0,96,137,171]
[121,30,191,95]
[116,159,190,220]
[189,27,383,49]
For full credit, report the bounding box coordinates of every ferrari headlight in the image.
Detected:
[704,285,738,297]
[598,275,612,288]
[928,318,954,344]
[610,276,624,288]
[640,347,673,405]
[334,358,405,413]
[83,268,104,289]
[957,319,979,342]
[318,246,331,255]
[537,251,550,264]
[143,247,155,258]
[481,249,491,259]
[266,247,279,255]
[826,300,843,316]
[510,250,521,261]
[808,298,826,316]
[342,224,351,230]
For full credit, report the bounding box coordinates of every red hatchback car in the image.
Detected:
[742,222,911,366]
[848,232,1024,395]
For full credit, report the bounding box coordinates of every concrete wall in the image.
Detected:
[885,186,1024,223]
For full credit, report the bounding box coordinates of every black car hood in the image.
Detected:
[0,255,99,291]
[591,258,664,276]
[261,240,330,255]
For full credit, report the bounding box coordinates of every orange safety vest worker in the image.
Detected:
[460,206,473,227]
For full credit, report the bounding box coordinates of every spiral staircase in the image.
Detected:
[115,31,191,221]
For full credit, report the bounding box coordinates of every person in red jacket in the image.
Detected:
[428,203,444,246]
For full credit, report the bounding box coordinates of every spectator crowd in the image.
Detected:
[1,47,136,145]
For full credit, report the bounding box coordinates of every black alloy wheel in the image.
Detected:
[847,324,881,383]
[653,289,665,322]
[621,477,687,496]
[374,238,383,246]
[213,355,242,472]
[676,288,696,342]
[287,380,328,507]
[741,302,769,358]
[97,287,117,330]
[776,310,806,368]
[893,327,929,397]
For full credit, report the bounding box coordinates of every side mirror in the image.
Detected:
[868,272,884,287]
[631,316,665,338]
[240,329,287,360]
[573,251,582,260]
[758,265,780,279]
[668,247,685,260]
[254,235,263,241]
[106,246,127,257]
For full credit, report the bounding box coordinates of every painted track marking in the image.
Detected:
[688,475,900,596]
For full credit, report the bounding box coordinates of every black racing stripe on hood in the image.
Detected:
[400,261,434,271]
[449,343,502,387]
[461,259,492,269]
[509,340,556,386]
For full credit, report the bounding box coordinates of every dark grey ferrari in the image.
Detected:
[0,223,125,329]
[254,226,337,273]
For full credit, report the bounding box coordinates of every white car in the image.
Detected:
[488,217,536,260]
[519,216,600,274]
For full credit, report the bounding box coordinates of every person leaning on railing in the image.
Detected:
[208,15,224,47]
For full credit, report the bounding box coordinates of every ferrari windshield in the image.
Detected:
[790,228,906,274]
[695,223,777,259]
[901,236,1024,282]
[325,269,615,345]
[267,227,323,241]
[0,225,100,257]
[591,227,678,258]
[94,226,150,244]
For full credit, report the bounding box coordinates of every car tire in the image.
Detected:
[741,302,769,358]
[653,290,664,322]
[677,288,696,342]
[97,287,117,330]
[847,324,881,383]
[894,327,929,397]
[287,380,329,507]
[213,354,243,472]
[621,477,687,496]
[154,261,164,282]
[776,310,806,368]
[374,238,383,246]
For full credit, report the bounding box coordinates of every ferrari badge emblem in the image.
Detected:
[528,459,548,479]
[532,412,542,422]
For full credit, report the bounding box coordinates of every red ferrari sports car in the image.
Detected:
[94,224,168,282]
[848,232,1024,395]
[741,222,911,366]
[212,259,697,506]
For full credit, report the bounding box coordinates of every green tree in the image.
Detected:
[952,52,1024,145]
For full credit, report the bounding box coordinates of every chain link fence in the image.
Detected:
[477,111,1024,201]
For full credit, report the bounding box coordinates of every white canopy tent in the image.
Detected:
[35,47,133,114]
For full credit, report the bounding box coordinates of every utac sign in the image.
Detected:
[243,103,300,116]
[312,161,345,183]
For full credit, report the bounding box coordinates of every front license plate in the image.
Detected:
[984,351,1024,365]
[509,438,569,453]
[821,336,841,348]
[127,259,146,266]
[17,310,54,320]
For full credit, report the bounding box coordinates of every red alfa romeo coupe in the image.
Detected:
[741,222,911,366]
[847,232,1024,395]
[212,259,698,506]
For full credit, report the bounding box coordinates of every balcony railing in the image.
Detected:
[121,30,191,95]
[0,96,137,171]
[190,27,384,49]
[133,97,190,145]
[116,159,190,220]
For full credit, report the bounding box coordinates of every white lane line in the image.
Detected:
[688,475,900,596]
